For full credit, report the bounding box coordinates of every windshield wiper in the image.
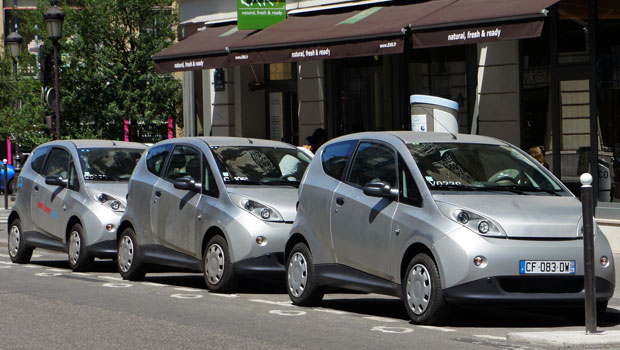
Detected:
[261,179,300,188]
[223,179,265,185]
[431,184,527,195]
[511,185,562,196]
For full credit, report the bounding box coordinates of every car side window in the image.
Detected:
[346,142,397,188]
[203,156,219,198]
[41,148,71,178]
[30,146,51,174]
[68,162,80,191]
[321,140,357,180]
[146,144,172,177]
[399,156,422,207]
[164,145,201,181]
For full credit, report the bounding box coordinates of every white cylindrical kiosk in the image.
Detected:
[410,95,459,134]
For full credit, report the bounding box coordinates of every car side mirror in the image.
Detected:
[173,176,202,192]
[45,174,68,188]
[363,181,398,200]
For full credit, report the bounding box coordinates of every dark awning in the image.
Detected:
[153,25,256,73]
[228,1,451,64]
[410,0,559,48]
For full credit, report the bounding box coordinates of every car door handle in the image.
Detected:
[336,197,345,206]
[155,190,162,198]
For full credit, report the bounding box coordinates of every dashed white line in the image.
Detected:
[208,293,239,298]
[71,272,89,276]
[174,287,204,292]
[24,265,42,269]
[313,308,348,315]
[141,282,167,287]
[363,316,399,323]
[372,326,414,334]
[171,293,203,299]
[0,266,10,269]
[269,309,306,316]
[35,272,61,277]
[417,325,456,332]
[98,276,123,281]
[102,283,132,288]
[250,299,293,307]
[0,261,12,265]
[46,268,66,272]
[474,335,506,340]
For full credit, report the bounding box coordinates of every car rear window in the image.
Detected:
[321,140,357,180]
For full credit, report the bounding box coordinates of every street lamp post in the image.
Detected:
[6,31,23,111]
[44,0,65,140]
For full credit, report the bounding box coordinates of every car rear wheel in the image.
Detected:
[68,223,93,272]
[7,179,16,195]
[203,235,237,293]
[402,253,449,325]
[8,218,33,264]
[286,243,323,306]
[117,228,146,281]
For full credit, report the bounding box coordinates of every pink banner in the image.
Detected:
[6,138,11,165]
[168,117,174,139]
[124,119,130,142]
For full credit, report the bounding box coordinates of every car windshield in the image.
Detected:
[210,146,311,186]
[78,147,144,181]
[407,142,565,195]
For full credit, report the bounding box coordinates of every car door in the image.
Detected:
[31,147,71,240]
[330,141,398,279]
[190,154,220,255]
[153,144,201,254]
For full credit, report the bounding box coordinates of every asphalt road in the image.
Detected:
[1,218,620,349]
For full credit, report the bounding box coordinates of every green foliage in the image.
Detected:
[13,0,182,143]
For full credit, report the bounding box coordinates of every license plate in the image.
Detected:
[519,260,576,274]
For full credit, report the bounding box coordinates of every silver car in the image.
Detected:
[116,137,311,292]
[285,131,615,324]
[7,140,147,271]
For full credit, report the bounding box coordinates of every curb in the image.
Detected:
[506,330,620,348]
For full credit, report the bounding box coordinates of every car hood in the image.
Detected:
[84,182,130,202]
[227,186,299,222]
[433,194,582,239]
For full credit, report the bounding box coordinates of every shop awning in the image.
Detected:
[410,0,559,48]
[228,1,451,65]
[153,25,256,73]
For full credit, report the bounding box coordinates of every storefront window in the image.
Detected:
[269,63,293,81]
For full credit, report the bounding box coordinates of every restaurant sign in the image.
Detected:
[238,0,286,30]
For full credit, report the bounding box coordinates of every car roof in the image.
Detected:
[159,136,297,149]
[38,139,148,149]
[327,131,507,146]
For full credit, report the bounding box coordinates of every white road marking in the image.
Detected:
[313,308,348,315]
[141,282,167,287]
[98,276,123,281]
[371,326,414,334]
[0,254,10,258]
[269,309,306,316]
[208,293,239,298]
[0,266,10,269]
[102,283,132,288]
[24,265,42,268]
[32,254,43,258]
[417,325,456,332]
[35,272,61,277]
[0,261,12,265]
[71,272,89,276]
[171,293,203,299]
[46,268,66,272]
[363,316,399,323]
[250,299,293,307]
[474,335,506,340]
[174,287,204,292]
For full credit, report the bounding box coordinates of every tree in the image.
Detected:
[20,0,182,141]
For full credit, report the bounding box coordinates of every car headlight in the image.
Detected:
[229,193,283,222]
[88,189,126,212]
[436,202,505,237]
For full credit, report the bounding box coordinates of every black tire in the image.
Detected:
[7,179,16,195]
[402,253,450,325]
[203,235,237,293]
[67,223,93,272]
[286,243,324,306]
[7,218,33,264]
[117,227,146,281]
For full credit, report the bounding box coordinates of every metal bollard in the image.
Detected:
[580,173,597,334]
[3,159,8,210]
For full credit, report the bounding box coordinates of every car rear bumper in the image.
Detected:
[443,275,615,304]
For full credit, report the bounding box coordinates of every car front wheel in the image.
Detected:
[68,223,93,272]
[286,242,323,306]
[117,228,146,281]
[203,235,237,293]
[402,253,449,325]
[8,218,33,264]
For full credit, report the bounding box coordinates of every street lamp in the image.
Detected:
[44,0,65,140]
[6,31,23,119]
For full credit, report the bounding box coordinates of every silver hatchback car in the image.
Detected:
[116,137,311,292]
[285,131,615,324]
[8,140,147,271]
